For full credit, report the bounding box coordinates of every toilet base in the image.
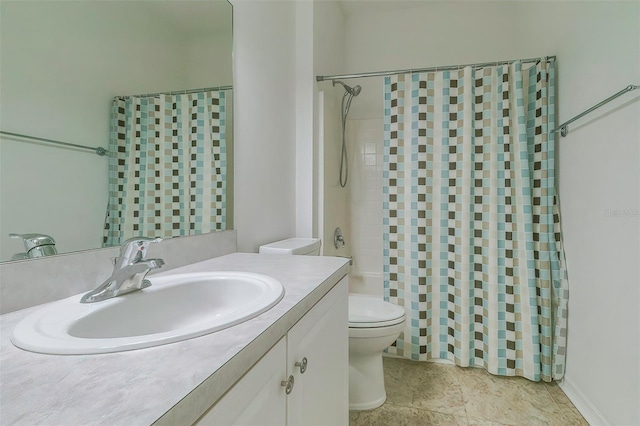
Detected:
[349,349,387,411]
[349,394,386,411]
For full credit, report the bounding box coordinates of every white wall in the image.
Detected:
[342,2,639,424]
[232,0,297,252]
[231,0,348,253]
[231,0,350,255]
[295,1,316,239]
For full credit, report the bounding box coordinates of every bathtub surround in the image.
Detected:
[319,90,352,261]
[346,118,385,296]
[382,59,567,382]
[0,230,237,314]
[335,80,362,188]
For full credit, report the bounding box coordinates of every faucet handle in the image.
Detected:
[119,237,162,262]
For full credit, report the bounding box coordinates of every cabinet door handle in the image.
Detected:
[294,357,308,374]
[281,375,295,394]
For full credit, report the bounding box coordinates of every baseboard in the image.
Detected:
[559,376,610,426]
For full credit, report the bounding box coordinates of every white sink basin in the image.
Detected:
[11,271,284,355]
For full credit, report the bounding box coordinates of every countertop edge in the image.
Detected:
[152,263,350,426]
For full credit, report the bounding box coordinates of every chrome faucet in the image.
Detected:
[9,233,58,260]
[81,237,165,303]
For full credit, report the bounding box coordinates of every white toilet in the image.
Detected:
[258,238,406,411]
[348,294,405,410]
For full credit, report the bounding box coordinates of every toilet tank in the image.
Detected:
[258,238,321,256]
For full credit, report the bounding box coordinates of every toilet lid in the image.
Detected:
[348,294,406,328]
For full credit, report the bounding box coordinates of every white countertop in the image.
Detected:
[0,253,350,426]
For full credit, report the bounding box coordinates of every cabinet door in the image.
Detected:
[195,338,287,426]
[287,277,349,426]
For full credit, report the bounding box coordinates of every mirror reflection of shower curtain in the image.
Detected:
[103,90,227,247]
[382,59,568,382]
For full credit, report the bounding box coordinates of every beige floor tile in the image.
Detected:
[544,382,573,406]
[545,409,589,426]
[383,357,467,417]
[350,404,468,426]
[542,382,588,425]
[350,357,587,426]
[383,357,417,406]
[455,366,586,426]
[467,418,509,426]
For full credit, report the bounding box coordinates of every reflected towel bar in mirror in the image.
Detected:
[0,130,108,156]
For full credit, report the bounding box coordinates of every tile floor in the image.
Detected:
[349,357,588,426]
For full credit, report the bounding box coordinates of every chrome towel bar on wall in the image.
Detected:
[552,84,640,137]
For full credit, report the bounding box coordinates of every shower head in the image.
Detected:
[333,80,362,96]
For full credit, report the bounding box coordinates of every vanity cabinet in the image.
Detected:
[196,337,288,425]
[195,277,348,426]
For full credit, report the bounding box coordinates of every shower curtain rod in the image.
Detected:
[551,84,639,137]
[115,84,233,100]
[316,56,556,82]
[0,130,108,156]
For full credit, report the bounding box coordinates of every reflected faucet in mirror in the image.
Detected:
[9,233,58,260]
[80,237,164,304]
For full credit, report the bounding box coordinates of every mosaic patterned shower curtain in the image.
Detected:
[382,59,568,382]
[103,90,227,246]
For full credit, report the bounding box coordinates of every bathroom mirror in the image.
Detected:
[0,0,233,262]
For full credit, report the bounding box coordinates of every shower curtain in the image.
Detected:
[103,90,227,247]
[382,59,568,382]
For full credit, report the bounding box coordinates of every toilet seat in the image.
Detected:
[348,294,405,328]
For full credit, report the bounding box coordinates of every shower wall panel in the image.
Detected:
[347,118,384,296]
[321,91,351,260]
